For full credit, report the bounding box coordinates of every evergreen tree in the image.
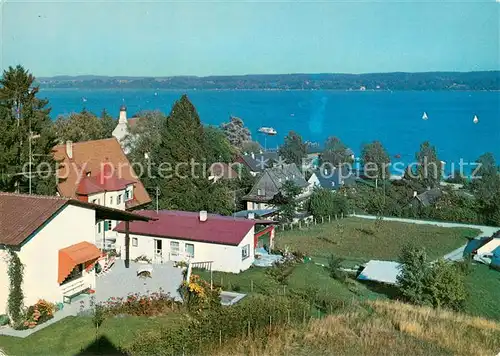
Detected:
[203,126,235,164]
[100,108,117,138]
[320,136,352,167]
[220,116,252,150]
[278,131,307,167]
[416,141,442,188]
[362,141,390,187]
[0,65,57,194]
[270,181,302,222]
[397,244,431,306]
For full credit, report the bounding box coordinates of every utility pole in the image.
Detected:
[155,186,160,213]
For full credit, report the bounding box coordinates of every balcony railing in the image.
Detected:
[61,277,87,296]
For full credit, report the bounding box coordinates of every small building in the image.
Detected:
[114,210,275,273]
[410,188,443,208]
[466,232,500,268]
[236,151,279,176]
[242,163,310,211]
[111,105,140,153]
[0,193,150,313]
[357,260,402,285]
[208,162,240,183]
[53,138,151,249]
[311,166,357,191]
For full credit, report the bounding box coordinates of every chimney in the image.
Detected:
[199,210,208,222]
[247,212,255,220]
[413,191,418,198]
[251,152,255,159]
[119,105,127,124]
[66,141,73,159]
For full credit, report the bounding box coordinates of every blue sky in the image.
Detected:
[1,0,499,76]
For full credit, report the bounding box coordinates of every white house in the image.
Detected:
[0,193,150,314]
[53,138,152,250]
[114,210,275,273]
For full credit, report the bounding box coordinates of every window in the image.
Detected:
[60,264,83,285]
[242,244,250,260]
[117,194,122,204]
[91,199,97,204]
[132,237,138,247]
[104,220,112,231]
[109,196,113,205]
[185,243,195,258]
[170,241,180,256]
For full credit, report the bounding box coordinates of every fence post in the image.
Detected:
[219,329,222,346]
[287,309,290,324]
[303,308,306,325]
[251,279,254,292]
[335,214,338,220]
[248,320,250,337]
[328,215,331,223]
[299,221,302,229]
[341,212,344,219]
[322,216,324,224]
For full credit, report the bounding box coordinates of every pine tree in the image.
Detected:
[0,65,57,194]
[416,141,442,188]
[278,131,307,167]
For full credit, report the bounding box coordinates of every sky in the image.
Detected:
[1,0,499,77]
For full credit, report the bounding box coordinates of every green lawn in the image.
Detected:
[465,263,500,321]
[0,313,184,356]
[196,262,385,303]
[274,217,479,262]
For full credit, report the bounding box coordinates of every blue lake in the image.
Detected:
[41,89,500,171]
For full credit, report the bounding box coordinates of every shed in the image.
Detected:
[357,260,402,285]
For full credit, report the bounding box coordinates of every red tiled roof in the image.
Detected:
[76,163,136,195]
[53,138,151,209]
[114,210,262,246]
[0,192,153,247]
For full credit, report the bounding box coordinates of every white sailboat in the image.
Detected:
[473,115,479,124]
[422,112,428,120]
[258,127,277,136]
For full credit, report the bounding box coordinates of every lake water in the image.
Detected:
[41,89,500,171]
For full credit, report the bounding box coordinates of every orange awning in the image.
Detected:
[58,241,101,284]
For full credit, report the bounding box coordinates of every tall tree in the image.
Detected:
[320,136,352,167]
[278,131,307,167]
[0,65,57,194]
[203,126,235,164]
[362,141,390,188]
[270,180,302,222]
[220,116,252,150]
[100,109,117,138]
[415,141,442,188]
[397,244,431,306]
[54,109,107,143]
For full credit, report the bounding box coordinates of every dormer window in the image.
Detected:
[257,188,265,196]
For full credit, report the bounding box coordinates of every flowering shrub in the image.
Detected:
[22,299,56,329]
[179,274,221,312]
[102,290,179,317]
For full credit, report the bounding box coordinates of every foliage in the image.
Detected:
[240,140,263,154]
[445,170,467,185]
[266,261,297,285]
[308,188,349,218]
[203,125,235,164]
[424,259,468,312]
[397,245,468,312]
[415,141,442,188]
[320,136,352,166]
[99,290,179,317]
[327,255,347,282]
[278,130,307,166]
[22,299,56,329]
[397,244,431,306]
[270,180,302,222]
[361,141,390,182]
[0,314,9,326]
[6,249,24,325]
[178,274,221,313]
[0,65,58,194]
[220,116,252,150]
[54,109,116,143]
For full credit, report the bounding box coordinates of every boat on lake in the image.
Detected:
[258,127,277,135]
[473,115,479,124]
[422,112,428,120]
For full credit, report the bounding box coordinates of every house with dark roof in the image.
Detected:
[310,166,357,191]
[242,163,310,211]
[0,193,150,313]
[53,138,152,249]
[410,188,443,208]
[114,210,274,273]
[236,151,279,176]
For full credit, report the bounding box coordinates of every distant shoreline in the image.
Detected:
[38,88,500,92]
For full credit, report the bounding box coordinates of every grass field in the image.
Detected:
[274,217,479,262]
[197,262,385,302]
[465,263,500,321]
[0,313,185,356]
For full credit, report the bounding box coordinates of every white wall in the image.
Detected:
[246,202,272,211]
[116,227,255,273]
[0,204,97,313]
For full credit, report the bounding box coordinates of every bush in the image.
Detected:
[102,290,179,317]
[0,314,9,326]
[327,255,348,282]
[21,299,56,329]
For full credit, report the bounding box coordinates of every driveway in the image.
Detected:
[353,214,500,261]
